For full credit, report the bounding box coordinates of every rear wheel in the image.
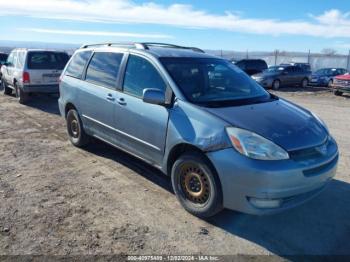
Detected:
[66,109,90,147]
[171,152,223,218]
[334,90,343,96]
[2,79,12,95]
[301,78,309,88]
[272,80,281,90]
[15,83,29,104]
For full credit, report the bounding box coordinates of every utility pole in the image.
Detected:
[347,50,350,71]
[274,50,278,66]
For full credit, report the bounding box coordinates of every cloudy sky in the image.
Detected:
[1,0,350,53]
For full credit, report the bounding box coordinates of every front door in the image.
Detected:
[114,54,169,166]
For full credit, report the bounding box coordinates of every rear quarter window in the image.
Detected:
[27,52,69,70]
[65,51,92,79]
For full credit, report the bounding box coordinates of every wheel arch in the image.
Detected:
[64,102,78,118]
[166,143,219,178]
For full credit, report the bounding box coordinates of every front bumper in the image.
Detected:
[255,78,273,88]
[22,84,59,93]
[309,81,325,86]
[207,137,338,215]
[333,86,350,93]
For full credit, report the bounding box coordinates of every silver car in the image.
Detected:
[59,43,338,217]
[1,48,69,104]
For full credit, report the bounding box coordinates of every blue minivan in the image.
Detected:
[59,43,338,217]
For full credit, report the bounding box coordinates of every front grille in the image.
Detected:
[289,138,329,161]
[334,79,350,87]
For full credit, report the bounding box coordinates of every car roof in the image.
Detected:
[12,48,68,53]
[79,42,217,59]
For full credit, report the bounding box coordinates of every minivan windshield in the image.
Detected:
[160,57,273,107]
[27,51,69,70]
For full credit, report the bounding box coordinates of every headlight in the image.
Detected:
[226,127,289,160]
[311,112,329,133]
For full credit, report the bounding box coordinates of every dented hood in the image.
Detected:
[202,99,328,151]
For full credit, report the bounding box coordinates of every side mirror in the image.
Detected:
[143,88,166,106]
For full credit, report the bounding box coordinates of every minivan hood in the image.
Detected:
[202,99,327,151]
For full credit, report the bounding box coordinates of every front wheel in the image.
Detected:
[2,79,12,95]
[301,78,309,88]
[328,79,333,88]
[272,80,281,90]
[171,152,223,218]
[66,109,90,147]
[334,90,343,96]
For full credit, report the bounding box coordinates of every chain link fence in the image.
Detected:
[206,50,350,71]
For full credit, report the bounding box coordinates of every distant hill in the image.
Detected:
[0,40,79,54]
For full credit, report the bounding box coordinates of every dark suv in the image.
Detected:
[234,59,268,76]
[252,65,311,90]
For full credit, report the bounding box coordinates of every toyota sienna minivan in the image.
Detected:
[59,43,338,218]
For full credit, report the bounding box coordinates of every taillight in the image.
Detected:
[23,72,30,84]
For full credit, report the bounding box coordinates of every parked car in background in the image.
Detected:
[309,68,348,87]
[332,74,350,96]
[283,62,311,72]
[252,65,311,89]
[234,59,268,76]
[1,49,69,104]
[59,42,338,218]
[0,52,9,79]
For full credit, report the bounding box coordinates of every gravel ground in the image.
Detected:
[0,87,349,257]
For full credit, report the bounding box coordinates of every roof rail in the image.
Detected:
[80,42,205,53]
[140,43,205,53]
[80,42,147,50]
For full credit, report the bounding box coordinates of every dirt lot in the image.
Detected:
[0,87,349,257]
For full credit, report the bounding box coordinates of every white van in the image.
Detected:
[1,49,69,104]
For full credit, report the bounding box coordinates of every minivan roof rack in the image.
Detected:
[80,42,205,53]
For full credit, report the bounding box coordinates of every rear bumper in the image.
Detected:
[22,84,59,93]
[206,137,338,215]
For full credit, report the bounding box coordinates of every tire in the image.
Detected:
[171,151,223,218]
[2,79,12,95]
[272,80,281,90]
[15,83,29,104]
[301,78,309,88]
[334,90,343,96]
[328,79,333,88]
[66,109,90,147]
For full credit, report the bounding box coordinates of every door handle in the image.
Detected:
[106,94,115,101]
[117,97,126,105]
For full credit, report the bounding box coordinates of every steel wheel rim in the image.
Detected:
[274,81,280,89]
[68,115,80,138]
[179,164,210,204]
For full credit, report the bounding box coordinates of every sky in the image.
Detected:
[1,0,350,53]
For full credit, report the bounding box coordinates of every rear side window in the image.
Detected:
[65,51,92,79]
[123,55,166,98]
[27,52,69,70]
[85,52,123,88]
